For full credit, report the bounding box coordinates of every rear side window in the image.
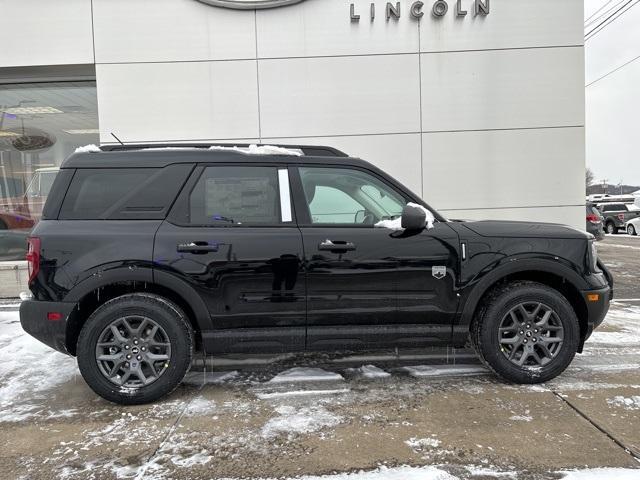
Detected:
[188,166,282,225]
[59,164,193,220]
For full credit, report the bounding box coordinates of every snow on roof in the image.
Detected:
[73,144,304,156]
[74,144,101,153]
[208,144,303,156]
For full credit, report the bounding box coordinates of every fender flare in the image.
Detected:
[64,266,213,332]
[458,257,589,329]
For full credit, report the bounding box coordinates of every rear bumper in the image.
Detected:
[20,300,76,355]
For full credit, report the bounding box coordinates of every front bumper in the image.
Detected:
[578,262,613,351]
[20,300,76,355]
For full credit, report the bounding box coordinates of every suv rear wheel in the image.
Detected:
[77,293,193,405]
[472,281,579,384]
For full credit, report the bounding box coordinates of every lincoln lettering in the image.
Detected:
[350,0,489,21]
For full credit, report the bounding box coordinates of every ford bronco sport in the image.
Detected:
[20,144,613,404]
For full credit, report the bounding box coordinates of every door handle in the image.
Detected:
[318,239,356,252]
[177,242,219,254]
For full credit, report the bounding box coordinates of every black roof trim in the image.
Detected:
[99,143,348,157]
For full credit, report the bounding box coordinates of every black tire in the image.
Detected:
[628,224,637,236]
[606,222,617,235]
[77,293,193,405]
[471,281,580,384]
[0,219,7,230]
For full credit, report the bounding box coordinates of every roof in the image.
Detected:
[62,143,360,169]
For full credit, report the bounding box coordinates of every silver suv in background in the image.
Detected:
[596,203,640,234]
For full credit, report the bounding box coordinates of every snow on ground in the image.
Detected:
[0,310,79,422]
[183,370,239,385]
[402,365,488,378]
[558,468,640,480]
[211,466,640,480]
[347,364,391,379]
[268,367,344,383]
[405,436,442,450]
[607,395,640,410]
[261,405,344,439]
[587,305,640,347]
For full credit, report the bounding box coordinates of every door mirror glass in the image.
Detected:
[401,204,427,230]
[354,209,366,224]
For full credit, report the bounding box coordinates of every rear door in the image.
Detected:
[291,165,460,350]
[154,163,306,353]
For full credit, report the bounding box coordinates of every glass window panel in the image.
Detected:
[299,167,406,225]
[0,81,99,260]
[189,166,281,225]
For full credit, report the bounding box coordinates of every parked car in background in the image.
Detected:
[0,167,59,229]
[586,203,604,241]
[21,144,612,405]
[596,202,640,234]
[23,167,59,222]
[587,193,636,204]
[625,217,640,236]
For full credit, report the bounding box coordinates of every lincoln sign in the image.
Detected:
[196,0,491,19]
[351,0,490,21]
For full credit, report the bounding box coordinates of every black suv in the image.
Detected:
[20,144,612,404]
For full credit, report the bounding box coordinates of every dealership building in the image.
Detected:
[0,0,584,296]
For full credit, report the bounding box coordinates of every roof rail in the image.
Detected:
[99,143,349,157]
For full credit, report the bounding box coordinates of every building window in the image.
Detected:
[0,81,99,260]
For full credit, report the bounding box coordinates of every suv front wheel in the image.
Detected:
[77,293,194,405]
[472,281,579,384]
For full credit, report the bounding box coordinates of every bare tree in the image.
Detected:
[585,167,595,188]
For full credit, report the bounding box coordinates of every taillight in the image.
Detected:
[586,214,600,224]
[617,213,625,221]
[26,237,41,284]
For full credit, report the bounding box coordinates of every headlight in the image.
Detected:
[589,240,600,273]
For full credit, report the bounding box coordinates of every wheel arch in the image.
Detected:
[64,269,211,355]
[460,260,590,351]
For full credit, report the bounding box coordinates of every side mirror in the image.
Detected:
[401,204,426,230]
[354,209,366,224]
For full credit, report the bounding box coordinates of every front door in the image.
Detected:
[292,165,459,350]
[154,164,306,353]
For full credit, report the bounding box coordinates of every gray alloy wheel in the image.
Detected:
[95,315,172,388]
[606,222,616,234]
[628,224,637,236]
[498,302,564,367]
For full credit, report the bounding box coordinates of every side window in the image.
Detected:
[60,168,157,219]
[188,166,283,225]
[299,166,406,225]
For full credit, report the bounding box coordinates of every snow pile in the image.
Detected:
[405,436,442,450]
[74,144,101,153]
[268,367,344,384]
[375,203,435,231]
[607,395,640,410]
[402,364,487,378]
[209,144,303,156]
[261,405,343,439]
[256,389,350,400]
[348,364,391,379]
[0,310,79,422]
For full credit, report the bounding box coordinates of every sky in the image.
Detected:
[585,0,640,186]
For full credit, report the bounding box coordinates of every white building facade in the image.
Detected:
[0,0,585,295]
